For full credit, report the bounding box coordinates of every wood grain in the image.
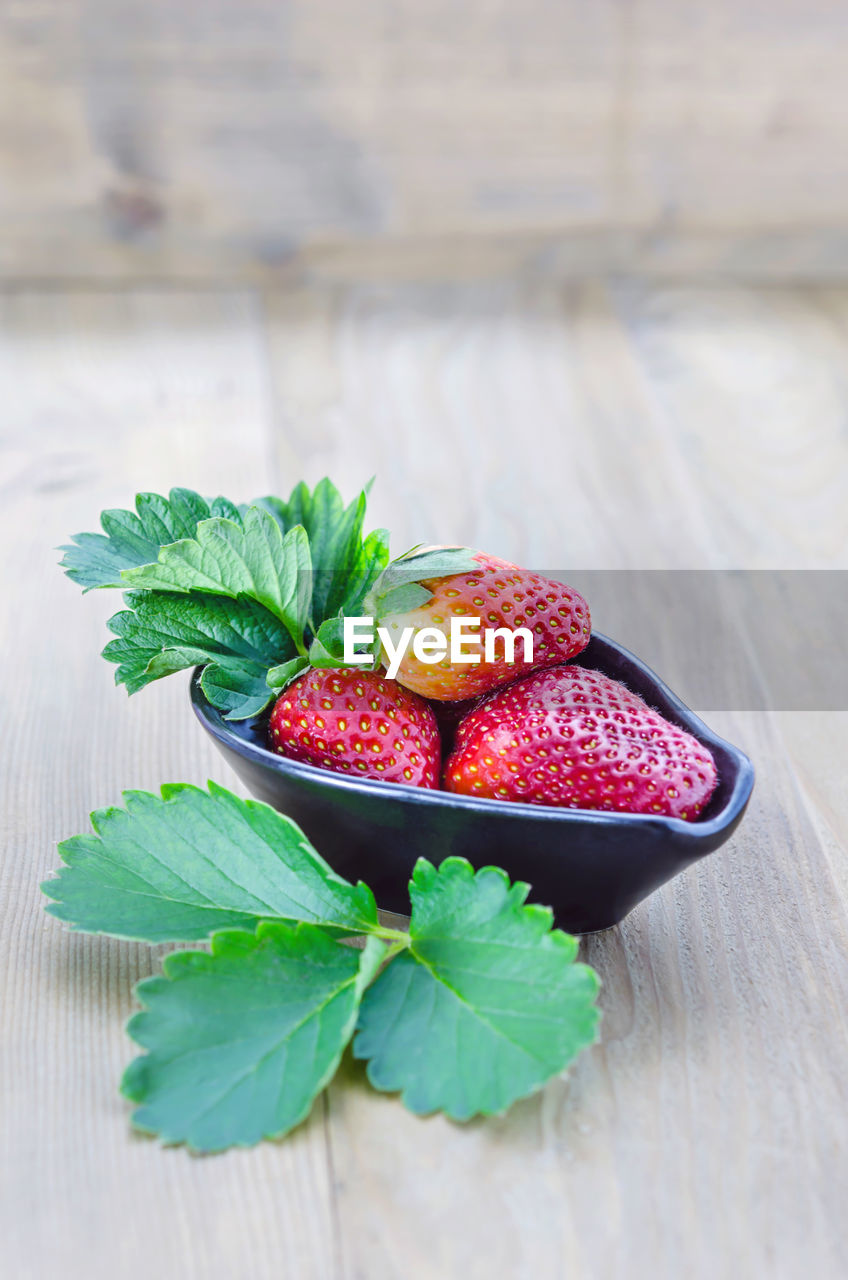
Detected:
[3,3,848,279]
[0,291,338,1280]
[263,279,848,1278]
[2,282,847,1280]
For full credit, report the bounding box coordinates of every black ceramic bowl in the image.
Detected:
[190,634,754,933]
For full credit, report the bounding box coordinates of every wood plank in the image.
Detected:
[262,279,848,1278]
[3,4,848,279]
[621,2,848,228]
[611,282,848,568]
[262,278,718,567]
[0,290,339,1280]
[3,280,846,1279]
[322,710,848,1280]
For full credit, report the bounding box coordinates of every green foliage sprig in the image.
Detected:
[60,480,391,719]
[43,784,601,1153]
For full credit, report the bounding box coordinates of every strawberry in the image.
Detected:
[376,553,591,701]
[444,664,717,820]
[268,668,440,788]
[430,694,484,753]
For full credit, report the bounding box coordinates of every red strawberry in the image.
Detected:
[378,553,591,701]
[444,664,717,820]
[430,694,484,753]
[268,668,440,788]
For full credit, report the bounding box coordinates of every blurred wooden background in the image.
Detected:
[4,0,848,281]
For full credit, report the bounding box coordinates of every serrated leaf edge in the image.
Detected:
[356,856,601,1120]
[41,781,379,943]
[121,928,386,1152]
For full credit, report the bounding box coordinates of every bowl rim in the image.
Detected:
[190,632,755,838]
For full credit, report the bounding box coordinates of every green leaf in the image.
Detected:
[121,509,312,653]
[122,925,385,1152]
[257,479,390,626]
[307,614,381,672]
[307,615,348,667]
[266,655,310,692]
[364,546,479,620]
[354,858,601,1120]
[260,477,362,626]
[102,589,295,718]
[343,527,391,616]
[42,782,379,943]
[199,663,275,721]
[60,489,243,590]
[373,583,432,616]
[381,546,479,587]
[62,481,390,702]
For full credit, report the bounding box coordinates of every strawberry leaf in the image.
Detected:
[60,479,388,631]
[198,662,276,720]
[42,780,604,1151]
[121,509,312,654]
[354,857,601,1120]
[122,925,385,1152]
[379,546,478,587]
[372,583,432,616]
[307,615,347,668]
[364,546,479,621]
[102,590,295,717]
[256,478,389,627]
[60,489,244,591]
[266,655,310,691]
[61,480,391,704]
[340,526,392,618]
[42,783,379,942]
[306,614,379,671]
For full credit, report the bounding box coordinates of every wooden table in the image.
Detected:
[2,280,846,1279]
